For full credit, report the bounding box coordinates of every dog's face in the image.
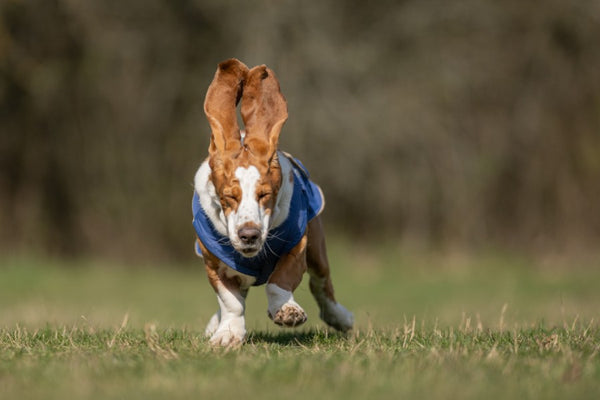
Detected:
[209,151,282,257]
[204,59,287,257]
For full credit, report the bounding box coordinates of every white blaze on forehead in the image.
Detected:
[234,166,261,224]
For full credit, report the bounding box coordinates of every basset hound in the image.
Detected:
[192,59,353,346]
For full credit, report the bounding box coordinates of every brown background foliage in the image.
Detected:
[1,0,599,261]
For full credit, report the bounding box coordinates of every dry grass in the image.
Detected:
[1,321,599,400]
[1,245,600,399]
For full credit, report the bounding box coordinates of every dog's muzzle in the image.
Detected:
[236,226,263,257]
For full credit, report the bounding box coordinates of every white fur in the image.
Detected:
[234,166,262,226]
[207,263,256,346]
[210,290,246,346]
[194,160,228,236]
[204,311,220,336]
[226,166,269,256]
[265,283,305,319]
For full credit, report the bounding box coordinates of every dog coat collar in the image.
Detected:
[192,155,324,286]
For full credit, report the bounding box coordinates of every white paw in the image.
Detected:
[204,311,220,337]
[208,314,246,347]
[209,321,246,347]
[321,300,354,332]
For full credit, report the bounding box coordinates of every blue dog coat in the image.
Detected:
[192,155,324,286]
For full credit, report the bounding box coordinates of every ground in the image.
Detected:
[1,239,599,399]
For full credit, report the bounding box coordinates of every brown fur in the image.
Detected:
[267,234,308,292]
[198,239,248,296]
[204,59,284,218]
[306,216,337,302]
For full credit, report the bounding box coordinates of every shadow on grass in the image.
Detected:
[246,329,348,346]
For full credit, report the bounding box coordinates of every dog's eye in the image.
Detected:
[222,194,238,207]
[258,192,272,201]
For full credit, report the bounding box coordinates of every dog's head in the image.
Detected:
[203,59,288,257]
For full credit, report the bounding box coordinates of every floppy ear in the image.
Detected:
[204,58,249,156]
[240,65,288,159]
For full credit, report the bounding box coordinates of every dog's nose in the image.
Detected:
[238,227,261,244]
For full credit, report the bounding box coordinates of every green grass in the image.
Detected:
[1,241,600,399]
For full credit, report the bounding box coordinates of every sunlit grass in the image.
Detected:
[1,322,599,400]
[1,241,599,399]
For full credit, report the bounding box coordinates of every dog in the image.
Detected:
[192,59,353,346]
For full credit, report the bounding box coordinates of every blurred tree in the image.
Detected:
[1,0,599,261]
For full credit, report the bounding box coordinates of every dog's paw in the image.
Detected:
[320,301,354,332]
[209,328,245,347]
[269,303,308,327]
[209,318,246,347]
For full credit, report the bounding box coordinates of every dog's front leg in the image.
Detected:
[266,235,308,327]
[204,263,249,346]
[198,240,250,346]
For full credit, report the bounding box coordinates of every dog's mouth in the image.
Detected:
[238,246,261,258]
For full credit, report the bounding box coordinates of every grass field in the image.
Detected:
[1,240,599,399]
